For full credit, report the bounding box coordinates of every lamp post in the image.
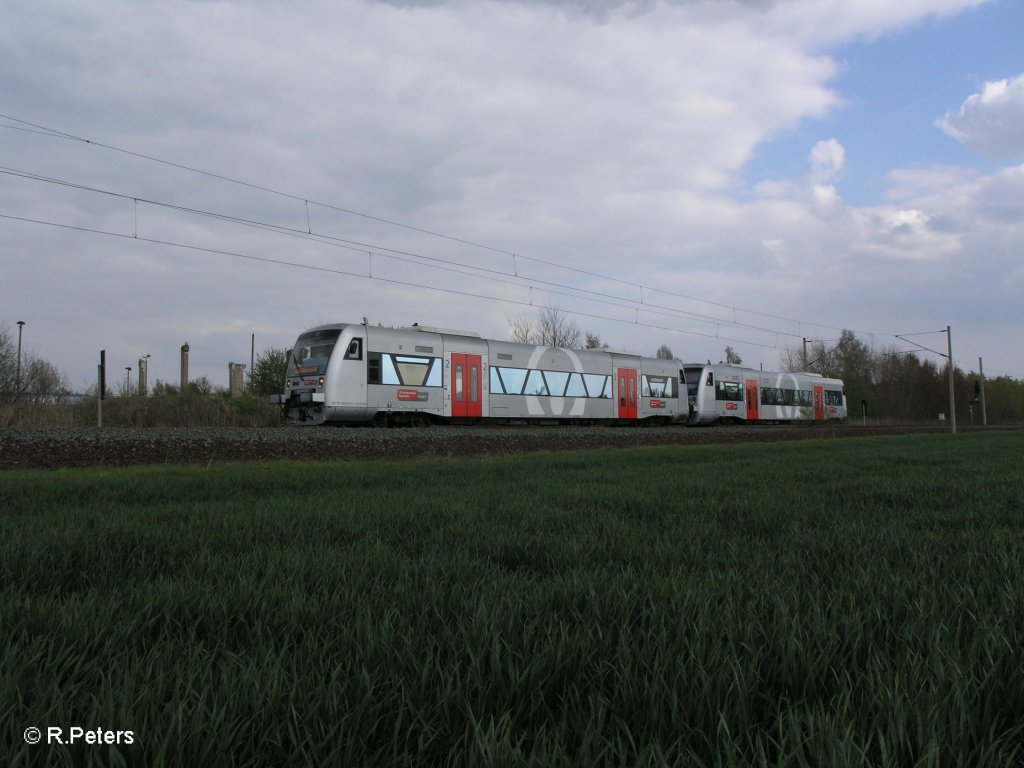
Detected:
[15,320,25,395]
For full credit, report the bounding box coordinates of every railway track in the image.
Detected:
[2,423,1011,470]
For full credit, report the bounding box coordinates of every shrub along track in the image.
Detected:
[0,423,1005,470]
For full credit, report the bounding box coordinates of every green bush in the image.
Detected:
[0,393,281,428]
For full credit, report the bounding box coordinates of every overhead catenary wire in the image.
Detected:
[0,112,862,336]
[5,166,999,371]
[0,165,806,343]
[0,210,785,351]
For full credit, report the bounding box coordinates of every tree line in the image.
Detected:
[780,330,1024,424]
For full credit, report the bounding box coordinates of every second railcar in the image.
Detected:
[682,363,847,424]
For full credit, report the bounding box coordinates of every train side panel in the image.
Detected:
[486,342,621,420]
[363,326,448,421]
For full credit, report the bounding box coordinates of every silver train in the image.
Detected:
[269,322,847,426]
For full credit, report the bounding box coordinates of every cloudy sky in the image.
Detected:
[2,0,1022,392]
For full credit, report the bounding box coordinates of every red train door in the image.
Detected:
[451,353,482,418]
[745,379,759,421]
[813,385,824,421]
[617,368,637,419]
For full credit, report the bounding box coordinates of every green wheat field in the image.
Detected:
[3,433,1023,767]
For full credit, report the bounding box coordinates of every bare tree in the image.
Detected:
[0,322,70,400]
[508,312,536,344]
[0,324,15,397]
[656,344,674,360]
[508,307,584,348]
[537,306,583,348]
[724,346,742,365]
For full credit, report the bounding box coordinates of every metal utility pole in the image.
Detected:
[978,357,987,426]
[125,367,132,396]
[98,350,106,427]
[895,326,956,434]
[946,326,955,434]
[15,320,25,396]
[802,337,808,370]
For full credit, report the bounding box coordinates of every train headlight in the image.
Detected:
[319,377,325,387]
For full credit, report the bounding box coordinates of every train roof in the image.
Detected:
[401,324,481,338]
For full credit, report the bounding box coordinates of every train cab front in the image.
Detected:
[269,327,340,425]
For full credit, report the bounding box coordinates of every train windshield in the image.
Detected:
[287,329,342,377]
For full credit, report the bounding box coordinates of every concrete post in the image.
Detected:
[228,362,246,397]
[180,343,190,393]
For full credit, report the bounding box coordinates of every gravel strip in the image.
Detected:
[0,424,974,470]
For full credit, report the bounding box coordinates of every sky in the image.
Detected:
[2,0,1022,393]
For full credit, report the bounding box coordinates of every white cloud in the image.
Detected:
[937,73,1024,159]
[809,138,845,183]
[1,0,1022,385]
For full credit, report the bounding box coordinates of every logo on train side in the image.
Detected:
[397,389,428,402]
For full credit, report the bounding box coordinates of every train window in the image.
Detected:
[544,370,569,397]
[525,370,548,396]
[382,355,400,385]
[642,375,673,398]
[565,373,587,397]
[706,372,714,386]
[289,329,342,377]
[715,381,743,401]
[367,352,381,384]
[454,364,466,403]
[583,374,610,398]
[825,390,843,407]
[471,365,479,402]
[344,338,363,360]
[395,355,432,387]
[497,367,527,395]
[426,360,441,387]
[492,368,609,398]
